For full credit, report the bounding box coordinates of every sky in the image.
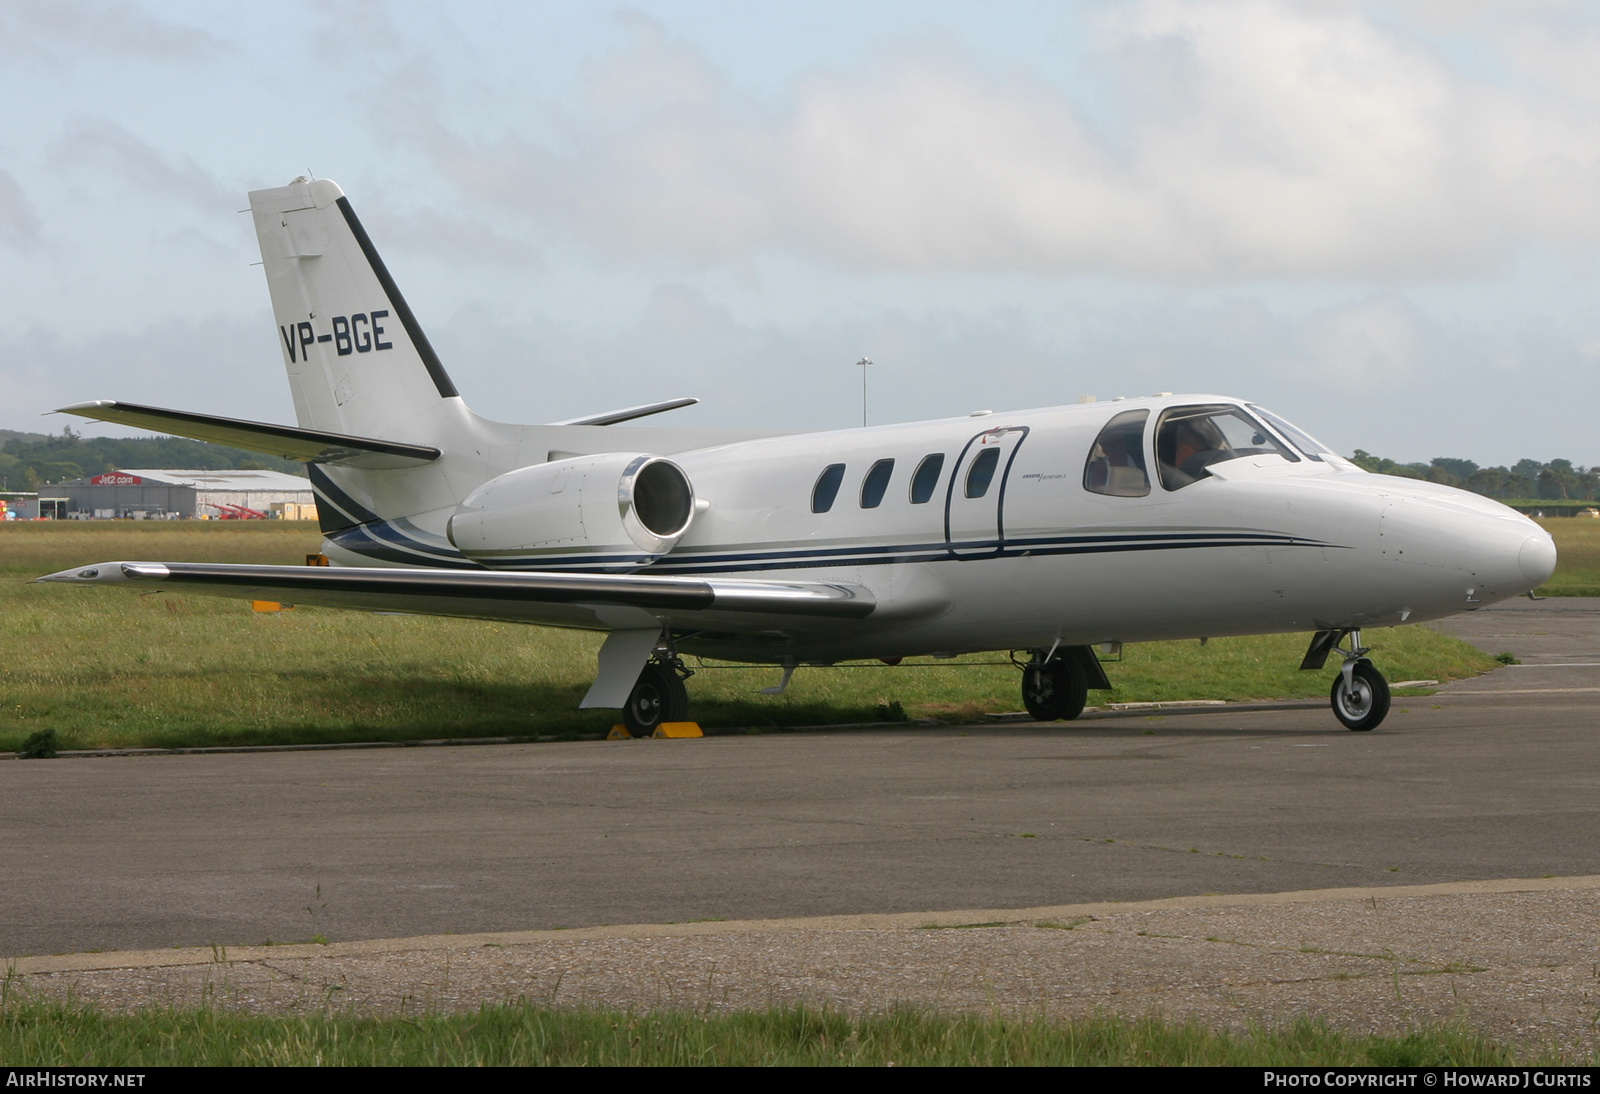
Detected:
[1,0,1598,467]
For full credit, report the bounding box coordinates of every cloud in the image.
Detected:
[1289,295,1431,386]
[308,0,404,64]
[0,169,41,250]
[0,0,223,63]
[52,117,231,215]
[409,279,1596,466]
[0,311,292,434]
[4,281,1584,467]
[387,3,1600,281]
[366,204,537,268]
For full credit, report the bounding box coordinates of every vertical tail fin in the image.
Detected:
[249,177,463,441]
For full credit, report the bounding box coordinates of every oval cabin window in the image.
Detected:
[860,459,894,508]
[811,463,847,513]
[909,454,944,504]
[965,446,1001,498]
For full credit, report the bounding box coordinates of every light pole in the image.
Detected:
[856,357,871,428]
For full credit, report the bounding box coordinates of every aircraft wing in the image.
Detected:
[56,401,440,469]
[37,561,876,631]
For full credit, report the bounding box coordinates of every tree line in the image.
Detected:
[0,428,304,491]
[1350,451,1599,502]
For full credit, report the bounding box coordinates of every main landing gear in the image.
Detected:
[1015,646,1113,722]
[1302,628,1391,732]
[622,653,693,737]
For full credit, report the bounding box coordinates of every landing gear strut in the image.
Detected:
[1304,628,1391,732]
[1018,648,1089,722]
[621,653,693,737]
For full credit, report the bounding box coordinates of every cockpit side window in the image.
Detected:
[1083,410,1151,497]
[1248,404,1331,463]
[1156,405,1299,491]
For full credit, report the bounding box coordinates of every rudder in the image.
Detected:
[249,177,462,441]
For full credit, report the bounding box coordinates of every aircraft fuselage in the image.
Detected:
[315,395,1555,665]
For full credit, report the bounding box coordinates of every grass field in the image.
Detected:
[1535,517,1600,596]
[0,524,1582,1067]
[0,996,1584,1067]
[2,521,1502,751]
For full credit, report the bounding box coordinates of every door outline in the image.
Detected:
[943,425,1030,559]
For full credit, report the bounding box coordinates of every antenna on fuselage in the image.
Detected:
[856,357,872,427]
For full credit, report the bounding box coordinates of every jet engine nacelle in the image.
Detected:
[446,452,696,568]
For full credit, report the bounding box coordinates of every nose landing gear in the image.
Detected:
[1304,628,1391,731]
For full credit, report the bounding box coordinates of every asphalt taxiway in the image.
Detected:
[3,600,1597,960]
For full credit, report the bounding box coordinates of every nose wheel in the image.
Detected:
[1331,660,1390,731]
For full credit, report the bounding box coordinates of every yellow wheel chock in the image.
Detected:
[608,722,703,740]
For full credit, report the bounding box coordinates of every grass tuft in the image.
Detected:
[0,995,1586,1067]
[17,728,60,759]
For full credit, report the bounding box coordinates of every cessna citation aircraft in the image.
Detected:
[42,177,1558,736]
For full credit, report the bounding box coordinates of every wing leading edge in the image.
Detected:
[37,562,876,630]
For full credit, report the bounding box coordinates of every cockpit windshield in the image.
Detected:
[1156,404,1298,490]
[1247,405,1335,463]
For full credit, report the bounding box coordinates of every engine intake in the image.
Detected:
[447,453,696,568]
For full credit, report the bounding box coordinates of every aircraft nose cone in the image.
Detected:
[1518,532,1558,585]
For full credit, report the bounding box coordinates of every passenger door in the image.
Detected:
[944,426,1029,559]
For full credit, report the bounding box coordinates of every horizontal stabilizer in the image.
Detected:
[38,562,877,626]
[56,401,440,469]
[549,397,699,427]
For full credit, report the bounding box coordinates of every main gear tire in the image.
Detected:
[1021,656,1089,722]
[623,662,689,736]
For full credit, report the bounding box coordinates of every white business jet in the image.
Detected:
[42,177,1558,735]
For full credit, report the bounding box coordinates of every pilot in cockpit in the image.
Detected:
[1162,417,1229,486]
[1171,419,1208,470]
[1156,405,1302,489]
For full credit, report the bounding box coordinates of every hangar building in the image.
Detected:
[56,469,316,520]
[0,492,41,519]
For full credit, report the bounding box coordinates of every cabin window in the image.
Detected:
[965,446,1001,498]
[1248,404,1330,462]
[909,454,944,504]
[812,463,846,513]
[860,459,894,508]
[1155,405,1298,491]
[1083,409,1150,497]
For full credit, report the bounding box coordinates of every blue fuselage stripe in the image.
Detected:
[320,515,1332,575]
